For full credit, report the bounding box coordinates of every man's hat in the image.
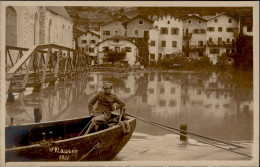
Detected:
[103,81,113,89]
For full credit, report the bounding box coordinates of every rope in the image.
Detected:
[126,113,253,158]
[118,120,131,134]
[126,113,244,148]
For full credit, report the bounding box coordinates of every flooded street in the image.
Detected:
[5,71,254,160]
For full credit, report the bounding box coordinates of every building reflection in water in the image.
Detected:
[6,71,253,140]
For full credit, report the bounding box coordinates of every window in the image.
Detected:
[209,38,212,42]
[218,27,222,32]
[247,25,252,32]
[169,100,177,107]
[188,20,191,24]
[232,49,235,53]
[168,21,170,24]
[226,48,230,53]
[149,88,154,94]
[134,29,139,35]
[102,46,109,52]
[227,38,230,43]
[160,27,168,34]
[199,20,202,24]
[228,19,232,23]
[194,29,199,33]
[232,39,236,45]
[226,28,233,32]
[172,41,177,48]
[210,48,220,54]
[161,41,166,47]
[158,100,166,106]
[218,37,222,43]
[198,41,203,46]
[200,29,206,33]
[125,47,132,52]
[160,88,165,94]
[90,40,96,44]
[171,28,179,35]
[150,40,155,46]
[171,88,175,94]
[207,27,215,32]
[159,53,162,59]
[214,19,218,23]
[81,40,87,44]
[113,39,119,43]
[150,54,155,60]
[199,51,203,57]
[103,31,110,35]
[115,30,118,35]
[89,47,94,53]
[139,20,143,24]
[155,26,158,28]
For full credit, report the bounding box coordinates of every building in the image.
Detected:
[6,6,73,49]
[124,15,153,39]
[205,12,239,64]
[100,19,126,41]
[181,14,207,59]
[148,15,183,62]
[77,30,100,57]
[97,35,139,67]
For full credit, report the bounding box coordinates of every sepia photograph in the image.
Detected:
[0,1,259,166]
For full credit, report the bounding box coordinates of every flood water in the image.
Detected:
[5,71,254,159]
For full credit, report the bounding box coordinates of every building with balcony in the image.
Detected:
[148,15,183,62]
[205,12,239,64]
[77,30,100,57]
[181,14,207,59]
[97,35,139,67]
[100,19,126,41]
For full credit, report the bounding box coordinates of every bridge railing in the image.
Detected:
[6,44,89,93]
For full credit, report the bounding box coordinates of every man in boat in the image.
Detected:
[85,81,125,134]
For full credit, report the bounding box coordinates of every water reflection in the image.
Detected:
[6,71,253,141]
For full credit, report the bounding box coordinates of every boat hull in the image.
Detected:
[6,117,136,161]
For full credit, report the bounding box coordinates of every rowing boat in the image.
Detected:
[5,112,136,161]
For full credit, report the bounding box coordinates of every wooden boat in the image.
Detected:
[5,112,136,162]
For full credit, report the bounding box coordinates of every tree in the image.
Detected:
[106,51,126,66]
[216,53,230,70]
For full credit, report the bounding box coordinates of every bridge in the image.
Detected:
[5,44,89,102]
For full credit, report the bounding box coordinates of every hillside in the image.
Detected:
[65,6,252,31]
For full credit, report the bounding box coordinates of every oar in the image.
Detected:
[78,116,93,136]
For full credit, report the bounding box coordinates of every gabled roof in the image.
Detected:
[46,6,71,20]
[73,26,85,38]
[123,14,154,24]
[181,14,207,21]
[84,30,100,37]
[101,18,124,27]
[206,12,237,21]
[97,35,136,46]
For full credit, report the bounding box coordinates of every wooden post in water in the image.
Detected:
[34,107,40,123]
[180,124,188,141]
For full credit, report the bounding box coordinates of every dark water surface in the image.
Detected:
[6,71,254,142]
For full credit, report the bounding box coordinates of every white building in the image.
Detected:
[205,12,239,64]
[77,30,100,57]
[97,35,139,67]
[148,15,183,62]
[100,19,126,41]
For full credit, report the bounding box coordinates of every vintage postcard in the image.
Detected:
[0,1,259,167]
